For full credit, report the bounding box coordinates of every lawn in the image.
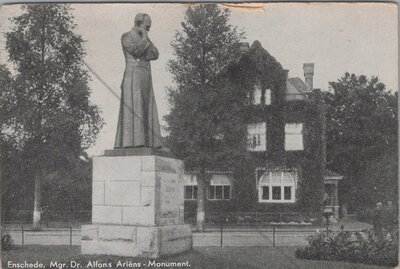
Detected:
[1,246,393,269]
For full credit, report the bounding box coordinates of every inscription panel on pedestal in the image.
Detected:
[105,181,141,206]
[158,172,183,224]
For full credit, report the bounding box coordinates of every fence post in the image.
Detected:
[272,226,276,247]
[220,221,223,247]
[21,225,24,245]
[69,226,72,246]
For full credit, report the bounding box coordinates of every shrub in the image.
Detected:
[1,233,15,251]
[357,206,399,231]
[356,207,374,223]
[295,229,398,267]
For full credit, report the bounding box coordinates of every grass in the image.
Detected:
[1,246,393,269]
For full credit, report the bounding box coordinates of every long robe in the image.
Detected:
[114,28,162,148]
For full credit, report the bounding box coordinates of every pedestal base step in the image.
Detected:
[81,224,192,258]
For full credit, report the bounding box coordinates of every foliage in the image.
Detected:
[362,148,398,207]
[168,4,245,91]
[242,41,287,164]
[0,65,14,132]
[2,4,103,220]
[42,157,92,212]
[5,3,103,158]
[295,228,399,267]
[165,4,247,171]
[323,73,397,210]
[295,91,325,214]
[0,64,24,219]
[357,204,398,232]
[165,4,247,230]
[1,233,15,251]
[232,42,325,214]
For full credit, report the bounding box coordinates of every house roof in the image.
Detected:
[287,77,309,93]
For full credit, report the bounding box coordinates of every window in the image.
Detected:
[285,123,303,150]
[253,83,262,105]
[265,89,271,105]
[208,185,231,200]
[258,171,296,203]
[184,185,198,200]
[284,186,291,200]
[261,186,269,200]
[272,186,281,200]
[247,123,266,151]
[184,174,232,201]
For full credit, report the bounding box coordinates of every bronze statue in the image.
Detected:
[114,13,162,148]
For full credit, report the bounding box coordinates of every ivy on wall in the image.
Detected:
[234,41,325,213]
[183,41,326,215]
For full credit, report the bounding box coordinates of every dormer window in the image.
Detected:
[252,82,271,105]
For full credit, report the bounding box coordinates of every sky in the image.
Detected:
[0,3,397,156]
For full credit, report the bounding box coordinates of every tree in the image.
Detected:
[165,4,247,231]
[4,4,103,227]
[0,65,14,131]
[0,64,15,225]
[323,73,397,210]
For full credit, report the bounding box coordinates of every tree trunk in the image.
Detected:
[196,174,207,231]
[33,173,42,228]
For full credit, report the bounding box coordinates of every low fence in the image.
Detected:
[2,225,316,247]
[2,224,354,247]
[197,220,355,247]
[1,210,330,248]
[200,225,317,247]
[2,226,81,246]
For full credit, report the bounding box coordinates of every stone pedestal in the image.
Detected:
[81,151,192,257]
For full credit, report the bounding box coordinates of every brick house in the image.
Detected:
[183,41,342,224]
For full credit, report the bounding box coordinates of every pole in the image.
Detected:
[70,226,72,246]
[21,225,24,245]
[220,221,223,247]
[272,226,276,247]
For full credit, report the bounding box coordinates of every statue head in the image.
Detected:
[134,13,152,31]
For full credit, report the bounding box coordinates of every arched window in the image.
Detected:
[258,171,296,203]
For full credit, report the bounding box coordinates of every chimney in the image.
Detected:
[303,63,314,91]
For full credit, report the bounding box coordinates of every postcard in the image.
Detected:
[0,2,398,268]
